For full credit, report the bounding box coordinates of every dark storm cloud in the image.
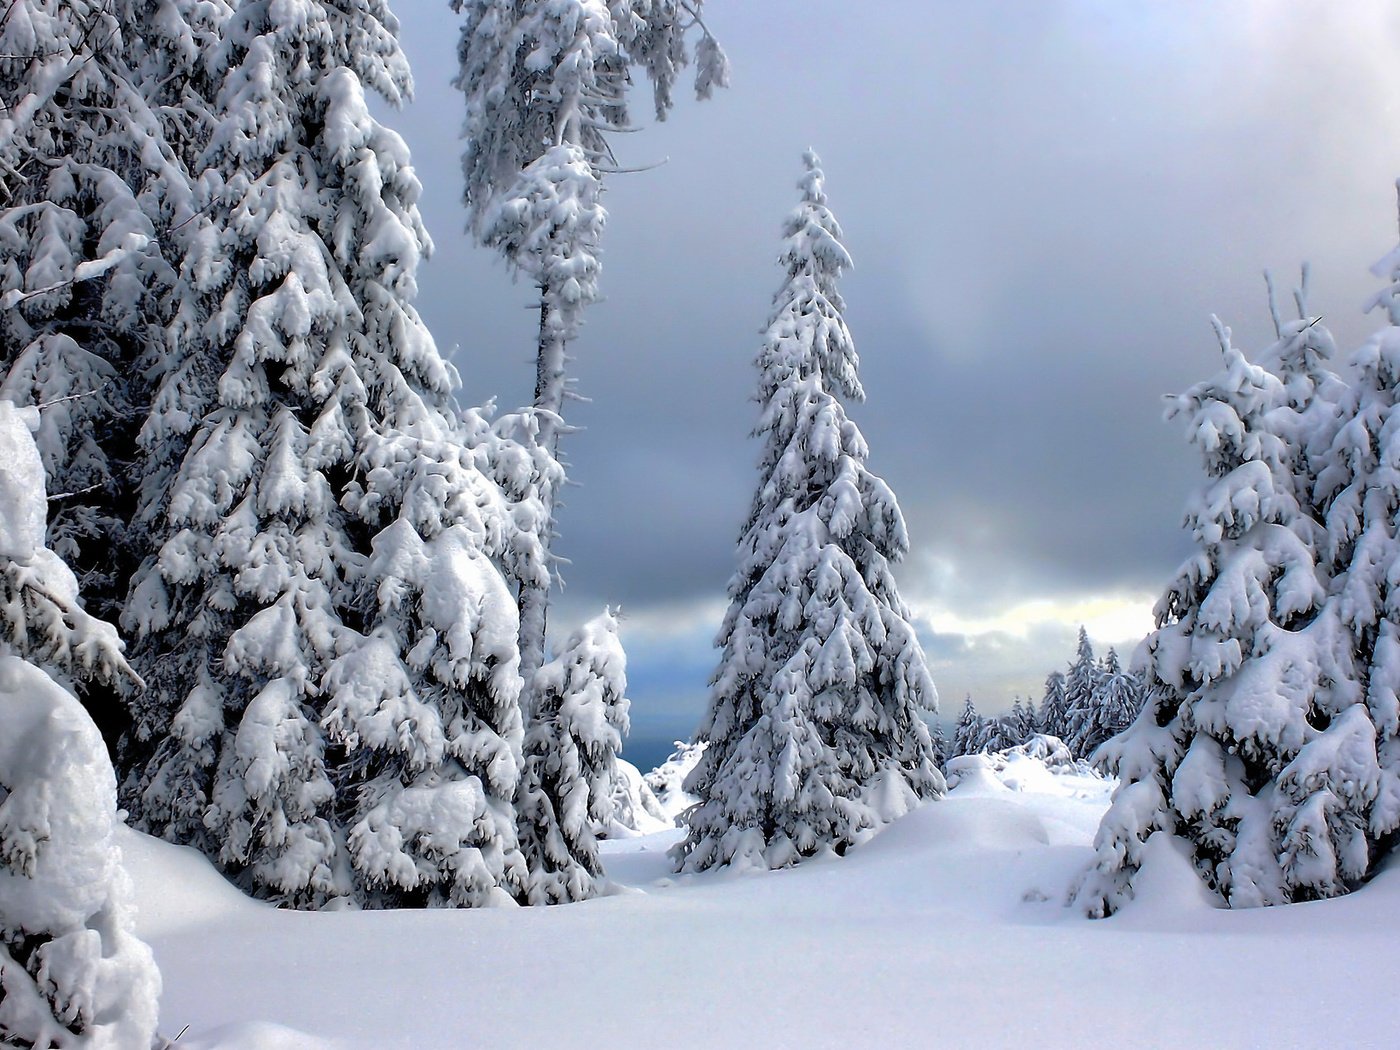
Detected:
[382,2,1400,733]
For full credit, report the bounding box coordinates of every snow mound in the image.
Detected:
[116,826,261,938]
[1109,832,1222,921]
[0,400,43,561]
[642,740,705,821]
[946,735,1101,795]
[602,759,671,837]
[868,794,1052,854]
[0,656,160,1049]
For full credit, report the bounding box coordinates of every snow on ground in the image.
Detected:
[124,752,1400,1049]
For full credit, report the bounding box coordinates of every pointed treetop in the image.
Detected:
[800,148,827,204]
[782,149,853,287]
[762,149,861,405]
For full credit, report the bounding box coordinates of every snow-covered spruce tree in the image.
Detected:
[122,0,532,909]
[674,153,943,873]
[1011,696,1038,743]
[1038,670,1070,741]
[971,712,1023,755]
[0,0,223,629]
[1061,627,1102,758]
[1068,647,1130,760]
[0,401,161,1048]
[515,610,629,903]
[929,715,949,770]
[1074,301,1356,915]
[950,695,982,758]
[452,0,728,690]
[1086,663,1145,774]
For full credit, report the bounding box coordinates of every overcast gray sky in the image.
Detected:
[386,1,1400,757]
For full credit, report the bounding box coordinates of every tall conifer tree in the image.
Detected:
[122,0,532,908]
[675,153,942,873]
[1061,627,1101,757]
[1038,669,1070,740]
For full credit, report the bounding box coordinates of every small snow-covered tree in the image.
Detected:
[1068,647,1136,760]
[675,153,943,873]
[929,716,949,770]
[452,0,728,691]
[516,610,629,904]
[0,401,160,1048]
[950,695,982,758]
[1037,670,1070,740]
[1086,667,1146,775]
[1074,293,1355,915]
[1078,652,1145,770]
[1061,627,1102,758]
[122,0,530,909]
[1010,696,1038,743]
[970,711,1023,755]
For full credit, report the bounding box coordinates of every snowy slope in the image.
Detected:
[124,755,1400,1049]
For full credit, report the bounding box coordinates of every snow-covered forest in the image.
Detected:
[4,2,1400,1047]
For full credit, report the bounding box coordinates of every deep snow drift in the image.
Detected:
[125,748,1400,1049]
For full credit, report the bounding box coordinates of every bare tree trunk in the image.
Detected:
[518,289,568,692]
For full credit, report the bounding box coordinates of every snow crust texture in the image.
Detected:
[126,747,1400,1049]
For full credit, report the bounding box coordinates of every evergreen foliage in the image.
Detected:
[1075,275,1366,915]
[1061,627,1103,757]
[675,153,943,873]
[1038,670,1070,740]
[1011,697,1038,742]
[0,0,224,639]
[951,695,982,759]
[516,610,630,904]
[1081,654,1145,769]
[120,0,531,909]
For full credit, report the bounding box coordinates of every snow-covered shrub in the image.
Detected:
[0,401,160,1047]
[601,760,671,838]
[944,735,1098,791]
[675,153,943,874]
[1006,734,1082,772]
[0,659,161,1049]
[644,741,706,822]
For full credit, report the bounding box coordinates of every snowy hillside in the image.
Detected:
[124,751,1400,1049]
